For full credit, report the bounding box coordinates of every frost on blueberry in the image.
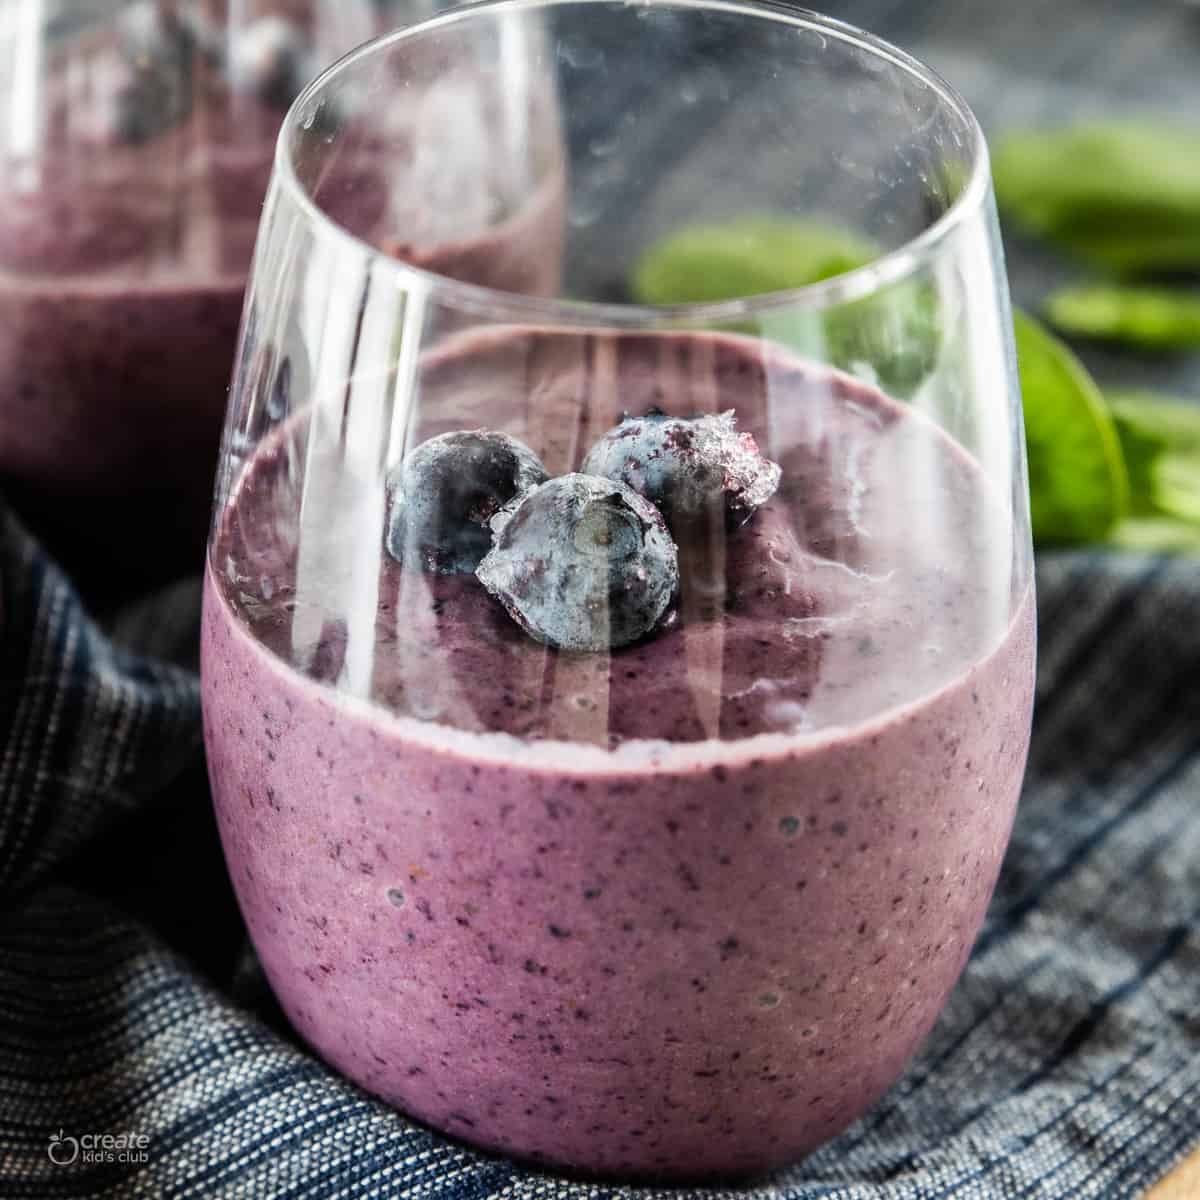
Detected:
[581,409,781,531]
[386,430,548,575]
[475,474,679,653]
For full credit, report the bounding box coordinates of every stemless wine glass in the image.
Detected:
[0,0,452,594]
[202,0,1035,1180]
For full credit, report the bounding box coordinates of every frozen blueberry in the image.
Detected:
[476,474,678,653]
[117,2,195,70]
[581,409,781,531]
[182,6,226,66]
[386,430,548,575]
[112,1,196,143]
[228,16,312,110]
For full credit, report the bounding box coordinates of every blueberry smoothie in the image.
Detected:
[202,328,1034,1179]
[0,5,564,593]
[0,8,273,587]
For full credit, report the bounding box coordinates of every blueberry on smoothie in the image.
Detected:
[118,2,195,72]
[113,1,196,142]
[386,431,549,575]
[476,474,678,653]
[581,409,781,531]
[228,16,312,110]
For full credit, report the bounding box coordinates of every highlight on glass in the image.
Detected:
[201,0,1036,1179]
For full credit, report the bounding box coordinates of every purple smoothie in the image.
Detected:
[202,328,1035,1179]
[0,18,274,589]
[0,15,564,594]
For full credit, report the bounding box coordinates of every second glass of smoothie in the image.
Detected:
[0,0,563,595]
[202,0,1035,1180]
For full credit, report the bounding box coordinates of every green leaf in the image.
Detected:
[993,124,1200,274]
[1109,391,1200,524]
[632,216,876,303]
[823,280,943,396]
[1110,516,1200,554]
[1013,309,1129,544]
[1109,405,1171,520]
[993,123,1200,230]
[1046,285,1200,348]
[631,216,942,396]
[1051,231,1200,276]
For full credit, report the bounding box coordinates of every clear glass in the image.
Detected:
[202,0,1036,1181]
[0,0,448,594]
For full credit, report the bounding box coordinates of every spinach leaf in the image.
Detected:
[994,124,1200,274]
[1013,310,1129,543]
[1046,285,1200,348]
[632,216,942,396]
[1110,392,1200,523]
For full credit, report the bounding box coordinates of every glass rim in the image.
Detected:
[276,0,991,325]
